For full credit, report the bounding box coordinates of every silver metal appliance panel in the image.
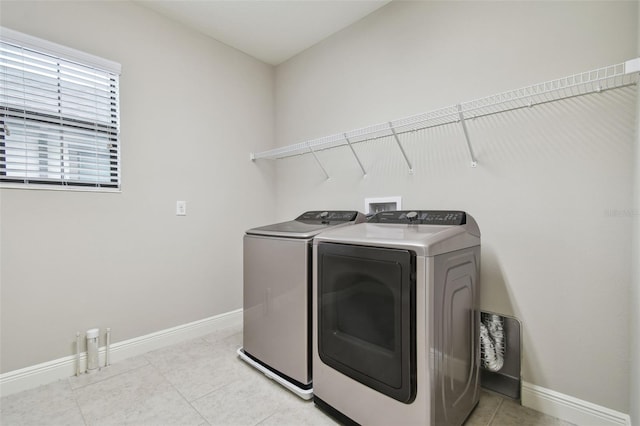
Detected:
[312,244,480,426]
[433,247,480,425]
[244,234,311,384]
[313,221,480,257]
[312,254,432,425]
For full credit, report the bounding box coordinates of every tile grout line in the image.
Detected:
[253,410,277,426]
[147,337,211,426]
[185,335,250,409]
[69,358,150,392]
[67,379,90,426]
[69,363,156,426]
[156,334,247,424]
[486,397,504,426]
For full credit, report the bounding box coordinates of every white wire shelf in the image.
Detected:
[251,58,640,174]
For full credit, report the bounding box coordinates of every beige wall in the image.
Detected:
[632,151,639,421]
[1,0,638,419]
[274,1,637,413]
[630,3,640,424]
[0,1,276,372]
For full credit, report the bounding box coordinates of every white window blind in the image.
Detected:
[0,28,121,189]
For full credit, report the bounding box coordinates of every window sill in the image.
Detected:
[0,183,121,193]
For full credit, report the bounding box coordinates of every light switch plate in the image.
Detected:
[176,200,187,216]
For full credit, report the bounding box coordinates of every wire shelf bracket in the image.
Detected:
[344,133,367,176]
[251,58,640,172]
[308,143,330,180]
[389,123,414,173]
[457,104,478,168]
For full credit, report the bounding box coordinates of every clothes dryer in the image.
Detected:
[313,210,480,425]
[239,210,365,399]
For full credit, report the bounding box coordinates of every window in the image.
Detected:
[0,28,121,190]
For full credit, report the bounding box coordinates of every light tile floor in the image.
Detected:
[1,324,574,426]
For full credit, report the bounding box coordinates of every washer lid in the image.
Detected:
[246,211,365,239]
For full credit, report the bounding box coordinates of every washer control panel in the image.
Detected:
[368,210,467,225]
[296,211,360,223]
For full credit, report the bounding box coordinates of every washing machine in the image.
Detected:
[239,210,366,399]
[312,210,481,425]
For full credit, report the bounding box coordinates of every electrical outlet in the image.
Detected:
[176,200,187,216]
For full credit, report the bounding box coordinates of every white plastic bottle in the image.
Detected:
[86,328,100,373]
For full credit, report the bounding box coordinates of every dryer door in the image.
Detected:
[317,243,416,403]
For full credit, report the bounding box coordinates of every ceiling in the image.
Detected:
[135,0,392,66]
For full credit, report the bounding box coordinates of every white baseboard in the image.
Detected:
[0,309,242,398]
[522,381,631,426]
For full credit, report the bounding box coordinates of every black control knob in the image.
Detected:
[406,211,418,222]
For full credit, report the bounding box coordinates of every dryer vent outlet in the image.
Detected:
[480,313,504,372]
[480,311,521,400]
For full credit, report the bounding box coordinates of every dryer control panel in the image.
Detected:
[368,210,467,225]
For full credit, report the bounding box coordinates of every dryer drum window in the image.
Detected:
[317,243,416,403]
